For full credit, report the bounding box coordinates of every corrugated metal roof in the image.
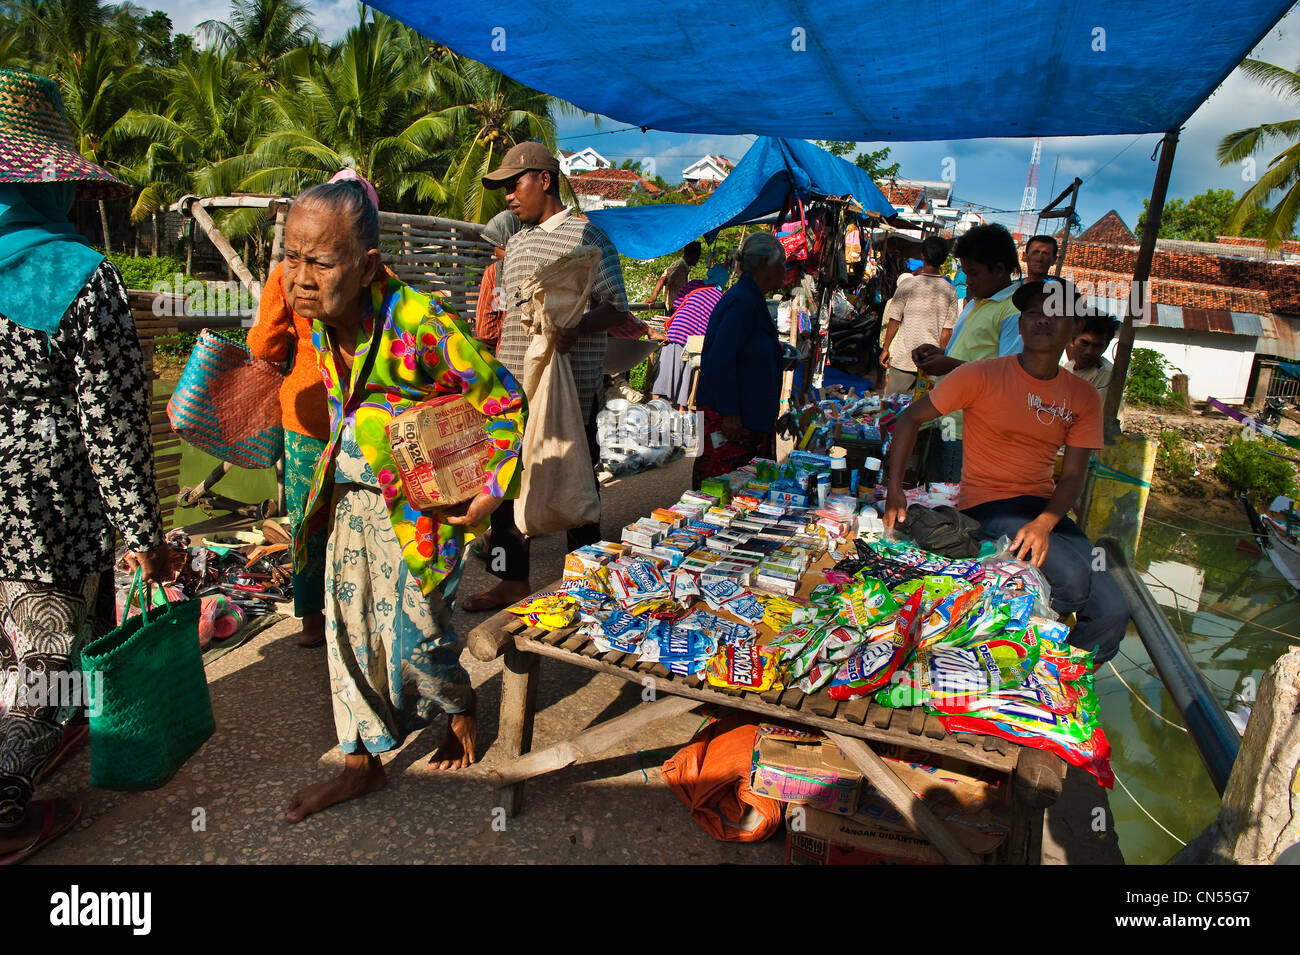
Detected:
[1260,314,1300,360]
[1085,299,1270,338]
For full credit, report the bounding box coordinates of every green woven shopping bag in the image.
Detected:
[78,570,214,791]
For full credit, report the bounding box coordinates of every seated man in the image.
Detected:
[882,278,1130,663]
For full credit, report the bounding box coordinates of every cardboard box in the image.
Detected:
[750,724,862,815]
[386,395,494,509]
[785,805,945,865]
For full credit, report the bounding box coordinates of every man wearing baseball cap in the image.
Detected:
[463,141,643,611]
[881,277,1130,664]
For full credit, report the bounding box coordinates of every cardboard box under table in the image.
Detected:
[466,551,1067,864]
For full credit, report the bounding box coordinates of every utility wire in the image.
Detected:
[1113,770,1188,847]
[1105,661,1188,731]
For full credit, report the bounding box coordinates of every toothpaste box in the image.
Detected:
[754,569,800,596]
[680,553,721,575]
[681,490,718,507]
[651,508,684,528]
[687,520,725,537]
[563,542,624,578]
[769,490,810,508]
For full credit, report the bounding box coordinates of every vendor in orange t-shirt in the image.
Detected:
[882,278,1130,663]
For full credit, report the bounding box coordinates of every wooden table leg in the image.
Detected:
[497,646,540,817]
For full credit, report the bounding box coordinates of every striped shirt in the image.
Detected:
[667,284,723,345]
[496,207,628,415]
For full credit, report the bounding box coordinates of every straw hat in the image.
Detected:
[0,69,130,200]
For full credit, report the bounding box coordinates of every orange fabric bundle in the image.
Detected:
[661,714,782,843]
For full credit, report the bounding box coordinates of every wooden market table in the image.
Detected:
[468,582,1069,865]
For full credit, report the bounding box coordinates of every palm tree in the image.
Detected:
[236,12,451,211]
[1217,58,1300,248]
[198,0,316,87]
[111,48,268,237]
[426,53,581,223]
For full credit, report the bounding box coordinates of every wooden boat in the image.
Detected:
[1241,497,1300,594]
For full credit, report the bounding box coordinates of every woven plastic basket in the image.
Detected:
[168,330,285,469]
[79,571,213,791]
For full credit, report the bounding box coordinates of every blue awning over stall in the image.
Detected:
[368,2,1292,140]
[585,136,896,259]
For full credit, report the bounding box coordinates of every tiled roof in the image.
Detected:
[1061,266,1271,313]
[877,181,922,207]
[1076,210,1137,245]
[570,168,662,200]
[1062,241,1300,315]
[1214,235,1300,255]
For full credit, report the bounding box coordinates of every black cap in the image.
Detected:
[1012,277,1094,317]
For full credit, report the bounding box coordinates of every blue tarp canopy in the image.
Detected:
[369,2,1292,139]
[585,136,895,259]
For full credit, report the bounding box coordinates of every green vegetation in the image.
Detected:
[628,358,651,395]
[0,0,581,250]
[814,141,901,179]
[1217,58,1300,250]
[1215,434,1297,502]
[1157,430,1194,479]
[106,252,189,289]
[1124,348,1185,409]
[1136,188,1274,242]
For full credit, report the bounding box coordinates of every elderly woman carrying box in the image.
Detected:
[279,179,526,823]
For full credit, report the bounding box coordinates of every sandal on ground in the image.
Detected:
[459,590,528,614]
[37,724,89,784]
[0,798,83,866]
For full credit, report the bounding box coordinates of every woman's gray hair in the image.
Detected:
[292,179,381,253]
[737,232,785,274]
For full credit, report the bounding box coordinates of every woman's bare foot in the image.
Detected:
[460,579,532,613]
[297,611,326,647]
[427,712,477,771]
[285,753,385,823]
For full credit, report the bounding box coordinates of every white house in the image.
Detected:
[558,147,611,176]
[681,154,735,186]
[1061,212,1300,404]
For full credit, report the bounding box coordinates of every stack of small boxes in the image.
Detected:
[565,487,827,599]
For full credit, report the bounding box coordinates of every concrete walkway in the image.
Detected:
[31,456,1120,864]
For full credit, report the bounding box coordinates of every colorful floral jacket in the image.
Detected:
[296,272,526,595]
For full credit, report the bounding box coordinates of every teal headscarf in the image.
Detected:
[0,182,105,334]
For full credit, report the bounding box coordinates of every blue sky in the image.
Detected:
[155,1,1300,235]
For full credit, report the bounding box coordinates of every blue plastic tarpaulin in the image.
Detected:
[585,136,895,259]
[368,2,1292,139]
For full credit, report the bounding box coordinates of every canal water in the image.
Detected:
[168,408,1297,864]
[1103,507,1299,864]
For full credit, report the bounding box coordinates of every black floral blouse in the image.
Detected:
[0,259,163,587]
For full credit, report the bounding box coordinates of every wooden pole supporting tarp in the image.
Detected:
[1104,131,1179,428]
[179,195,258,295]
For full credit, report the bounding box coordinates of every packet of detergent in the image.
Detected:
[699,576,745,611]
[827,587,924,700]
[638,621,716,670]
[837,576,899,630]
[890,575,960,620]
[508,593,579,631]
[725,591,766,626]
[706,645,783,692]
[917,583,985,649]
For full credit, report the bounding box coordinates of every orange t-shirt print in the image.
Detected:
[928,355,1103,510]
